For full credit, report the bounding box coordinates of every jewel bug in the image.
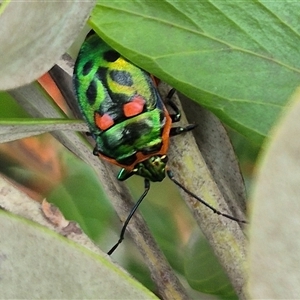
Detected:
[73,31,247,255]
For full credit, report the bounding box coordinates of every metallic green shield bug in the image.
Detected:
[73,31,247,255]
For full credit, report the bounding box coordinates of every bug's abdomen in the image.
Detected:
[73,32,172,170]
[95,108,166,166]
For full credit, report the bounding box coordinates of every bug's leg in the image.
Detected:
[107,179,151,255]
[170,124,197,137]
[167,170,248,224]
[85,132,100,156]
[92,146,100,156]
[166,89,181,123]
[166,89,197,136]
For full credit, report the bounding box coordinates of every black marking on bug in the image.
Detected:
[82,61,93,76]
[96,66,108,82]
[122,121,153,144]
[110,70,133,87]
[104,50,120,62]
[86,79,97,105]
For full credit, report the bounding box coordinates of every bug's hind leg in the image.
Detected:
[166,89,197,136]
[166,89,181,123]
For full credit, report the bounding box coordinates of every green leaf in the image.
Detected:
[0,210,158,299]
[248,89,300,298]
[0,1,95,90]
[90,1,300,145]
[0,118,87,143]
[0,92,29,118]
[184,230,237,298]
[47,153,115,242]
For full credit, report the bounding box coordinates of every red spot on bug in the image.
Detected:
[123,96,145,117]
[95,112,114,131]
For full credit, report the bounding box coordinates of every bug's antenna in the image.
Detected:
[166,170,247,224]
[107,179,151,255]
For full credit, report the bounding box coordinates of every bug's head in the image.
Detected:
[118,155,168,182]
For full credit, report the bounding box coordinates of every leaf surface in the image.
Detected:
[248,89,300,298]
[91,1,300,144]
[0,1,95,90]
